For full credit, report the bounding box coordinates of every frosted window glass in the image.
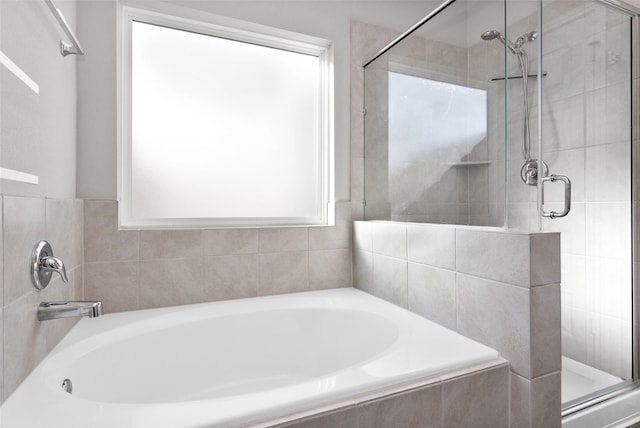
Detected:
[130,21,322,222]
[388,72,487,174]
[387,72,487,220]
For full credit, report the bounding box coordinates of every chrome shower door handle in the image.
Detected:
[542,174,572,219]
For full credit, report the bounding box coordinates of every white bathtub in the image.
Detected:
[2,288,500,427]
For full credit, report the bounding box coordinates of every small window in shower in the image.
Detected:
[362,0,507,228]
[385,71,488,224]
[120,7,333,228]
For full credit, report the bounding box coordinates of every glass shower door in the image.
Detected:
[537,0,634,409]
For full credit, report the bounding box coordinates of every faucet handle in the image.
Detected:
[31,241,68,290]
[40,256,69,283]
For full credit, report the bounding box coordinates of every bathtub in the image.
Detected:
[2,288,501,427]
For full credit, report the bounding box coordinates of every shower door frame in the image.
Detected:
[557,0,640,417]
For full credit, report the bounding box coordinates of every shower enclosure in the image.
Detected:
[362,0,638,419]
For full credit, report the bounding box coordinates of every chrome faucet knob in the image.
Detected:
[40,256,69,283]
[31,240,68,290]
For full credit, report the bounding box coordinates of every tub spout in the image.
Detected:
[37,301,103,321]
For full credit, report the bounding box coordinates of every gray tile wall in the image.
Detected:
[353,220,561,427]
[499,1,637,380]
[2,198,351,405]
[275,362,510,428]
[83,200,353,313]
[1,196,84,402]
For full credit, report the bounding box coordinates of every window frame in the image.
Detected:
[119,6,334,229]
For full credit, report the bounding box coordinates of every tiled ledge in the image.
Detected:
[268,360,510,428]
[353,220,562,427]
[354,221,560,288]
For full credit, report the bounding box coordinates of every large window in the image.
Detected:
[121,7,333,228]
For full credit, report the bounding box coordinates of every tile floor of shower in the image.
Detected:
[562,356,622,404]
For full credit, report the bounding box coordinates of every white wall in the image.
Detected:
[76,0,439,201]
[1,0,77,198]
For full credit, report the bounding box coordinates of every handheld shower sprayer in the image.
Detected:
[514,31,538,49]
[480,30,537,54]
[481,29,542,183]
[480,30,517,54]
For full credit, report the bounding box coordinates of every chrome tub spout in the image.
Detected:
[37,301,103,321]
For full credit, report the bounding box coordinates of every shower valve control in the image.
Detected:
[521,159,549,186]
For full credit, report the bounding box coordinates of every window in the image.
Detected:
[386,70,488,223]
[388,71,487,174]
[120,7,333,228]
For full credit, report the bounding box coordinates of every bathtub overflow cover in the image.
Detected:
[62,378,72,394]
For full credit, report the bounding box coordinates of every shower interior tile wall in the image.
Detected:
[82,200,353,313]
[357,21,505,226]
[506,1,634,379]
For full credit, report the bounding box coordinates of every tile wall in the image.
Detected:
[1,196,351,404]
[276,361,510,428]
[545,2,633,380]
[353,220,562,427]
[82,200,353,313]
[350,20,397,222]
[353,0,637,386]
[504,1,635,379]
[1,196,84,401]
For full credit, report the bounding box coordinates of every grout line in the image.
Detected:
[308,227,311,290]
[507,365,512,428]
[454,229,459,331]
[405,225,409,308]
[136,259,141,310]
[199,230,205,303]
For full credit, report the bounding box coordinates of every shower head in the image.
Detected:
[480,30,502,41]
[515,31,538,49]
[480,30,517,54]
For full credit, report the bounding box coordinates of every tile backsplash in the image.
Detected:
[83,200,353,313]
[1,197,351,404]
[1,196,84,401]
[2,197,561,428]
